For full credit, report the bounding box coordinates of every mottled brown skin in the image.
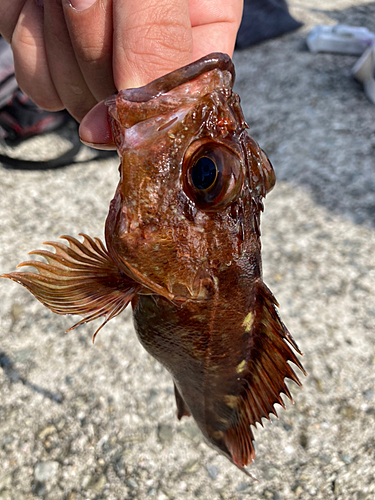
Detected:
[2,53,305,473]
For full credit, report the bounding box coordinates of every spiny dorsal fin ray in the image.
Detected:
[174,383,191,420]
[223,280,305,469]
[2,234,140,340]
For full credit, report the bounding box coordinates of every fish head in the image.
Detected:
[105,53,275,301]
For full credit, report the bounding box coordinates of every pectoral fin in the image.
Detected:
[2,234,140,340]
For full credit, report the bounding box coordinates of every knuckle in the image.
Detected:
[126,20,192,71]
[127,3,191,50]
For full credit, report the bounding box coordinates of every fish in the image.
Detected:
[2,52,305,474]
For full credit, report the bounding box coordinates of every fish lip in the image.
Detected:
[115,255,216,304]
[117,258,176,301]
[104,52,234,105]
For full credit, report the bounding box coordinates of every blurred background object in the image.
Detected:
[0,36,115,169]
[236,0,303,48]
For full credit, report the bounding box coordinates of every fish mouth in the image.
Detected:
[116,256,176,301]
[105,53,234,105]
[115,254,215,304]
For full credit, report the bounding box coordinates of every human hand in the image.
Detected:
[0,0,243,148]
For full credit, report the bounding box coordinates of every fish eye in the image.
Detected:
[183,143,243,211]
[191,157,218,190]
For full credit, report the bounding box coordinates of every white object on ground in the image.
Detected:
[307,25,375,55]
[352,44,375,104]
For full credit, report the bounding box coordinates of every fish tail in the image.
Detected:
[223,280,305,468]
[2,234,140,340]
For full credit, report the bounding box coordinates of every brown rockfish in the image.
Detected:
[2,53,305,473]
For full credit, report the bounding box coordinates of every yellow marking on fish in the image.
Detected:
[218,417,229,424]
[236,359,246,373]
[223,395,238,408]
[242,312,253,332]
[211,431,225,439]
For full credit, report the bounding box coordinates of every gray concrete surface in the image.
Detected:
[1,1,375,499]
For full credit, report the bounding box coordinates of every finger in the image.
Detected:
[189,0,243,33]
[191,22,240,61]
[11,0,63,111]
[63,0,116,102]
[190,0,243,58]
[112,0,193,90]
[0,0,27,43]
[80,0,194,148]
[79,101,115,150]
[43,0,97,121]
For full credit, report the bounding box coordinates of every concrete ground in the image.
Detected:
[1,1,375,499]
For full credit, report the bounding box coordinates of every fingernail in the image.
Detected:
[69,0,96,12]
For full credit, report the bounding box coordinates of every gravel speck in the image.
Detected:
[205,464,219,480]
[0,474,12,491]
[157,423,173,444]
[34,461,59,482]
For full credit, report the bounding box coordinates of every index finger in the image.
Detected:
[112,0,193,90]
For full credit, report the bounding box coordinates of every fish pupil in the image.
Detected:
[191,157,217,190]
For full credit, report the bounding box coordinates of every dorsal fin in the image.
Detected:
[2,234,140,340]
[223,280,305,468]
